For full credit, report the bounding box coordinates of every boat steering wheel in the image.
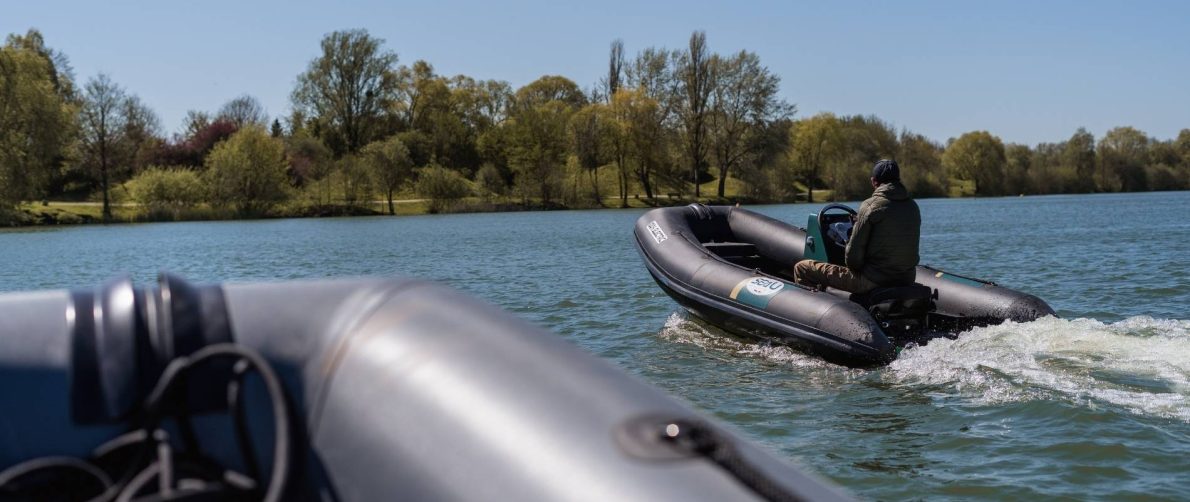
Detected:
[818,204,858,248]
[817,203,857,221]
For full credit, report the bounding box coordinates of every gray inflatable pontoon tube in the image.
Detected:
[0,275,850,501]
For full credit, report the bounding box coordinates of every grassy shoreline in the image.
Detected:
[5,191,800,228]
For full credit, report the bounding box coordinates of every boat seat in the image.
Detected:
[703,242,759,258]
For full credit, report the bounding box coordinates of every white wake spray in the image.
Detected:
[659,311,1190,421]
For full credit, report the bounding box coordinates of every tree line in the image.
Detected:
[3,28,1189,224]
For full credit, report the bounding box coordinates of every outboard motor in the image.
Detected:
[854,285,935,340]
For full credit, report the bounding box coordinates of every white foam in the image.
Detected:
[886,316,1190,421]
[657,312,1190,421]
[658,312,844,370]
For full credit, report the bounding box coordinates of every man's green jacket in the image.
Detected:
[845,181,921,286]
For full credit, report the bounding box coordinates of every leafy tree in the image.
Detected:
[270,119,284,138]
[152,119,237,168]
[897,132,948,198]
[361,136,413,214]
[788,113,842,202]
[1062,128,1096,193]
[474,163,504,199]
[393,60,436,130]
[0,42,75,210]
[333,155,372,207]
[292,29,399,155]
[126,167,204,218]
[5,29,75,99]
[415,164,471,213]
[942,130,1006,196]
[217,94,267,128]
[286,131,332,184]
[503,76,583,205]
[204,126,289,214]
[1096,126,1149,192]
[79,74,138,221]
[506,100,573,205]
[676,31,713,197]
[569,103,612,204]
[122,95,163,175]
[1003,143,1032,195]
[511,75,586,111]
[613,88,667,200]
[601,39,624,103]
[1028,142,1067,194]
[707,50,791,198]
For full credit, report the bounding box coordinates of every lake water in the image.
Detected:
[2,191,1188,500]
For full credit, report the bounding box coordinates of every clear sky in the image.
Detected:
[5,0,1188,145]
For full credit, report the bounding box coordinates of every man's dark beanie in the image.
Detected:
[872,159,900,183]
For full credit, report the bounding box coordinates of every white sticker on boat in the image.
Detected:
[647,220,668,244]
[743,277,785,296]
[730,277,786,309]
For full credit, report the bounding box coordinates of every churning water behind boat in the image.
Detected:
[663,312,1190,422]
[887,315,1190,421]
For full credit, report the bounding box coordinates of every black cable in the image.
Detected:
[228,359,262,481]
[142,344,291,502]
[0,344,291,502]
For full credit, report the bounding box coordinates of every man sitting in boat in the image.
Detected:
[792,159,921,294]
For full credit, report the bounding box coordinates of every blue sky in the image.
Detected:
[5,0,1188,145]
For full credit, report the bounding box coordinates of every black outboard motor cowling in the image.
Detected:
[852,285,934,340]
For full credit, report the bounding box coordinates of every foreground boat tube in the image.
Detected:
[0,276,850,501]
[636,205,896,366]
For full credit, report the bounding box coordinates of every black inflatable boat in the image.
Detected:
[635,204,1055,367]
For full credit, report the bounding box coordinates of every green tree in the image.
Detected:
[1028,142,1065,194]
[1003,143,1032,195]
[1096,126,1149,192]
[333,155,372,207]
[897,132,948,198]
[473,163,504,199]
[503,76,583,205]
[569,103,612,204]
[601,39,624,103]
[0,42,74,210]
[676,31,713,197]
[415,164,471,213]
[78,73,136,221]
[615,88,667,201]
[292,29,399,155]
[5,29,75,99]
[204,126,290,214]
[942,130,1007,196]
[361,136,413,214]
[788,113,842,202]
[126,167,204,219]
[707,50,791,198]
[1062,128,1096,193]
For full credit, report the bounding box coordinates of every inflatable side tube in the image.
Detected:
[917,266,1055,327]
[0,277,852,501]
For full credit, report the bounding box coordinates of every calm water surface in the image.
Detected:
[3,191,1189,500]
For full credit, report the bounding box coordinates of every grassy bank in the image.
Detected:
[3,174,832,228]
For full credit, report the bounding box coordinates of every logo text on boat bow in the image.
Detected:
[647,221,668,244]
